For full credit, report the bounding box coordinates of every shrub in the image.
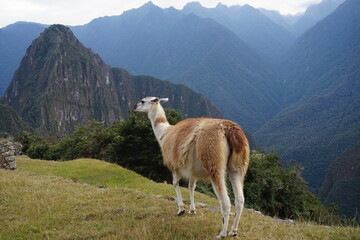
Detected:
[104,109,182,182]
[26,142,49,159]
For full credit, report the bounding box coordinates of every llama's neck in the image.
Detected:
[148,105,170,143]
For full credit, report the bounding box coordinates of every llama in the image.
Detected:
[134,96,250,239]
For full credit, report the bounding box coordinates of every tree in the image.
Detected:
[54,120,111,160]
[243,151,344,224]
[105,109,183,182]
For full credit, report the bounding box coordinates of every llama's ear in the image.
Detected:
[150,97,159,103]
[159,98,169,103]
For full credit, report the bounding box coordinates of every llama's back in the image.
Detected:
[161,118,206,173]
[161,118,249,179]
[195,118,249,177]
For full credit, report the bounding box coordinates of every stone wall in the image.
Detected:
[0,140,18,170]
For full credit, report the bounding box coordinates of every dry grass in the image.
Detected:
[0,156,359,239]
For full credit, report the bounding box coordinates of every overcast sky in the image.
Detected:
[0,0,322,28]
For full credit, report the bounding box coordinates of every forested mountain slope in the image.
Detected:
[254,0,360,194]
[320,141,360,218]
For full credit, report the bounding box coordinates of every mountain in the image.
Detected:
[1,2,343,135]
[182,2,295,64]
[0,104,31,135]
[72,2,184,78]
[254,0,360,192]
[260,0,345,37]
[1,24,221,137]
[258,9,301,31]
[0,22,46,96]
[71,2,280,133]
[292,0,345,36]
[320,141,360,218]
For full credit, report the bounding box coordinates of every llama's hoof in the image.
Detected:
[228,231,237,237]
[216,234,226,239]
[188,210,196,215]
[177,210,185,216]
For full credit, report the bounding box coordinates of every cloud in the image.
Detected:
[0,0,145,27]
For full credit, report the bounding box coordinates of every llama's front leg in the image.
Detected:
[188,179,197,214]
[212,178,231,239]
[173,173,185,216]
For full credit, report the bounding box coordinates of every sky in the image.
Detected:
[0,0,322,28]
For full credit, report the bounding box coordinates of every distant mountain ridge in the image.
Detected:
[71,2,280,133]
[0,0,343,98]
[0,1,342,134]
[182,2,295,63]
[291,0,346,36]
[1,25,221,137]
[254,0,360,196]
[260,0,345,37]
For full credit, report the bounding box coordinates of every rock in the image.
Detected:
[273,218,295,225]
[195,202,208,207]
[249,209,264,216]
[8,160,16,170]
[0,139,20,170]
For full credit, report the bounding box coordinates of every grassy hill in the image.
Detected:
[1,156,359,240]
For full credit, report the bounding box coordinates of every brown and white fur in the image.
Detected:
[134,97,250,239]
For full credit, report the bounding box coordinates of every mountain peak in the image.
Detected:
[139,1,161,11]
[45,24,70,32]
[184,1,203,7]
[125,1,163,17]
[215,3,227,9]
[143,1,155,7]
[3,24,112,136]
[41,24,77,43]
[182,2,204,11]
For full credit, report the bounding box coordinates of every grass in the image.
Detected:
[0,156,359,240]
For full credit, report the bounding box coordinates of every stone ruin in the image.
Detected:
[0,139,21,170]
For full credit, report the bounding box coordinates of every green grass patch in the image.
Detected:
[15,156,213,204]
[0,156,359,239]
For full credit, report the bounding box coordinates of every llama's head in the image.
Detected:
[134,96,169,113]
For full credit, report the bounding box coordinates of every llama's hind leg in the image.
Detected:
[211,176,231,239]
[188,178,197,214]
[173,172,185,216]
[228,171,245,236]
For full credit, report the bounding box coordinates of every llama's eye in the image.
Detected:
[141,100,145,104]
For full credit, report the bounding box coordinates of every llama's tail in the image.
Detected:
[224,121,250,180]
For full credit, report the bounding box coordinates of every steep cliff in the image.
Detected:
[2,25,221,136]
